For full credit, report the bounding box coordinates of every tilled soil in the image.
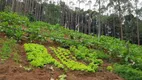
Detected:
[0,59,62,80]
[0,60,124,80]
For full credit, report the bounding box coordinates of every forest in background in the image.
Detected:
[0,0,142,45]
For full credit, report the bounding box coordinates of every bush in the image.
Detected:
[0,12,29,25]
[0,39,16,60]
[114,64,142,80]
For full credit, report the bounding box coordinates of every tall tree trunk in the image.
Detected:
[15,0,19,12]
[12,0,15,12]
[77,2,81,32]
[118,0,123,40]
[88,16,92,34]
[136,4,140,45]
[98,0,101,41]
[136,21,140,45]
[0,0,6,11]
[113,15,116,37]
[77,14,80,32]
[75,13,78,31]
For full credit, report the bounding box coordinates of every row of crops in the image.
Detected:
[1,12,142,80]
[24,43,102,72]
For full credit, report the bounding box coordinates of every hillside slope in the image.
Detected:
[0,12,142,80]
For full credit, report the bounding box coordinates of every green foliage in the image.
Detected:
[27,13,36,22]
[0,12,47,42]
[106,66,113,72]
[13,53,21,63]
[4,6,12,12]
[43,3,61,24]
[70,45,103,65]
[59,74,67,80]
[23,66,32,72]
[0,12,29,25]
[3,25,23,40]
[0,39,16,60]
[95,50,110,59]
[114,64,142,80]
[26,21,48,42]
[70,45,89,60]
[0,12,29,41]
[24,43,64,68]
[1,12,142,77]
[50,47,98,72]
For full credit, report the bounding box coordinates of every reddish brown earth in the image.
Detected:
[0,59,124,80]
[0,59,62,80]
[0,32,124,80]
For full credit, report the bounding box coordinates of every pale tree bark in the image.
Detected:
[98,0,101,41]
[88,17,92,34]
[118,0,123,40]
[87,0,92,34]
[135,0,140,45]
[113,16,116,37]
[12,0,16,12]
[136,16,140,45]
[77,0,85,32]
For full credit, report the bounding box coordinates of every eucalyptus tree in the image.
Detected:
[107,14,119,37]
[86,0,92,34]
[123,1,134,42]
[77,0,87,9]
[134,0,140,45]
[69,1,75,29]
[137,7,142,45]
[94,0,107,41]
[37,0,43,20]
[59,1,66,26]
[12,0,16,12]
[76,0,87,32]
[88,0,92,10]
[43,1,61,24]
[107,0,131,40]
[0,0,6,11]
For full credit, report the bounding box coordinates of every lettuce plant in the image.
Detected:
[50,47,99,72]
[24,43,64,68]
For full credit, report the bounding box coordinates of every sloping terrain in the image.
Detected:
[0,34,123,80]
[0,12,142,80]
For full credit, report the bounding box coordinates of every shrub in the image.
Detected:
[114,64,142,80]
[106,66,113,72]
[0,12,29,25]
[0,39,16,60]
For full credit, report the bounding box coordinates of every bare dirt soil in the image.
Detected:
[0,59,124,80]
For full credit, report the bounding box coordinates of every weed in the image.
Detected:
[106,66,113,72]
[59,74,67,80]
[13,53,21,63]
[23,66,32,72]
[0,39,16,60]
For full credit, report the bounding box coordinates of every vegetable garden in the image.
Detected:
[0,12,142,80]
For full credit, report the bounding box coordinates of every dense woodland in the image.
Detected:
[0,0,142,45]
